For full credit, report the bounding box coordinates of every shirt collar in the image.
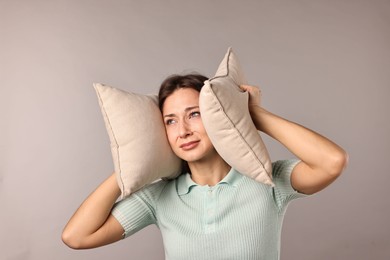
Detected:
[177,168,243,196]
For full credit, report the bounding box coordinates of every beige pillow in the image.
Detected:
[94,83,181,198]
[199,48,274,186]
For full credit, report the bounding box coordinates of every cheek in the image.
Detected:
[195,119,207,135]
[191,117,203,129]
[165,127,176,145]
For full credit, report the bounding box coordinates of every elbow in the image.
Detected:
[61,229,84,250]
[327,149,349,178]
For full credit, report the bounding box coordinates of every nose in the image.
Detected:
[178,119,192,138]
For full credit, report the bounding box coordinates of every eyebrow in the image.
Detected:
[163,106,199,118]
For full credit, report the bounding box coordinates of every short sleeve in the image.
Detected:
[272,159,308,210]
[111,180,167,238]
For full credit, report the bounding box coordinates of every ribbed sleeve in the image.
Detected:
[111,180,168,238]
[272,159,308,210]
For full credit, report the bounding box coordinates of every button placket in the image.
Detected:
[204,187,216,234]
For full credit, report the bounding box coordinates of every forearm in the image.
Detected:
[62,173,122,248]
[250,106,347,175]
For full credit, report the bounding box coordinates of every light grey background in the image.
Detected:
[1,0,389,259]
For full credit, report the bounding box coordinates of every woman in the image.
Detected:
[62,74,348,259]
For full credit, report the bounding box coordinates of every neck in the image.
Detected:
[188,154,231,186]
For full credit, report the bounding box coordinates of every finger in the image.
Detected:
[239,85,253,91]
[240,84,260,90]
[239,85,247,91]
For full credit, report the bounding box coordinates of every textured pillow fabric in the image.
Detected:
[94,83,181,198]
[199,48,274,186]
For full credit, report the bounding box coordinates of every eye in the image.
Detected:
[189,111,200,118]
[165,118,176,125]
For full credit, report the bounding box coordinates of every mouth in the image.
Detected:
[180,140,200,150]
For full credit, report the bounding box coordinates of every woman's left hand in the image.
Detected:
[240,84,348,195]
[240,85,262,108]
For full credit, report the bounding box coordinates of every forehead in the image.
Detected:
[162,88,200,115]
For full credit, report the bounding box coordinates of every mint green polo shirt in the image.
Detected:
[112,159,307,260]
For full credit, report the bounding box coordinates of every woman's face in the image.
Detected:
[162,88,216,163]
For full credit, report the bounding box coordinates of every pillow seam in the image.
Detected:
[207,86,270,177]
[209,48,232,81]
[95,86,125,193]
[208,48,270,177]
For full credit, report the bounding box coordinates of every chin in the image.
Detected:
[178,154,203,163]
[178,148,219,164]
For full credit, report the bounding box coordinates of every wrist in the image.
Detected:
[249,105,268,131]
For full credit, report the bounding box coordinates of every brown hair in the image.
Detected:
[158,73,208,111]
